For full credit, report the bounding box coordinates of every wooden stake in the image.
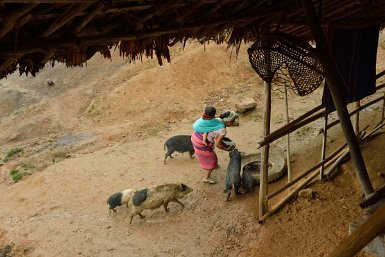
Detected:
[284,84,292,183]
[259,80,271,218]
[319,113,328,180]
[354,101,360,134]
[381,92,385,120]
[301,0,373,196]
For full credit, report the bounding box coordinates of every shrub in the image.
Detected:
[4,147,24,162]
[9,169,23,182]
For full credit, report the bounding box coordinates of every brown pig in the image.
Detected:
[128,182,193,224]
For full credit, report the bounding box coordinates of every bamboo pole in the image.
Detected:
[326,97,384,131]
[328,203,385,257]
[301,0,373,196]
[258,108,325,147]
[324,125,379,179]
[324,149,350,178]
[360,184,385,209]
[40,4,89,38]
[75,1,105,34]
[284,85,292,183]
[382,92,385,121]
[0,4,38,38]
[266,141,347,200]
[354,101,360,135]
[360,119,385,145]
[260,166,320,223]
[376,69,385,80]
[319,113,328,180]
[259,80,272,218]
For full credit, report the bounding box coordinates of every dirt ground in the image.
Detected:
[1,40,385,257]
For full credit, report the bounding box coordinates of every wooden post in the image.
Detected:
[354,101,360,134]
[300,0,374,196]
[259,81,271,218]
[284,85,292,183]
[319,113,328,180]
[381,92,385,120]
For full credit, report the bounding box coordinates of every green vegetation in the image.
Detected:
[88,104,101,116]
[148,124,168,137]
[4,147,24,162]
[10,169,24,182]
[22,163,35,170]
[9,162,35,182]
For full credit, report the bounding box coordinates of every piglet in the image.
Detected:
[241,167,255,193]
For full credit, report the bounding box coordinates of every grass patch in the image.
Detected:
[10,169,25,182]
[22,163,35,170]
[4,147,24,162]
[148,124,168,137]
[88,104,101,116]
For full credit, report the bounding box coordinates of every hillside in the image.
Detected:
[0,41,384,257]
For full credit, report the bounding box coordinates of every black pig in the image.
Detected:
[241,167,255,193]
[225,149,242,201]
[164,135,194,163]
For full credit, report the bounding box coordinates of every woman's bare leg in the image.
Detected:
[206,169,213,179]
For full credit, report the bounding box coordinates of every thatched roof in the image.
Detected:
[0,0,384,79]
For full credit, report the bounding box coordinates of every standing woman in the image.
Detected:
[191,106,239,184]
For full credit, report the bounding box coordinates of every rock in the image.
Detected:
[298,188,314,199]
[235,98,257,113]
[46,79,55,87]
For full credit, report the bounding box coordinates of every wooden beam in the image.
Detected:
[300,0,374,195]
[0,12,263,55]
[75,1,104,34]
[266,141,347,200]
[259,81,272,218]
[257,108,325,148]
[2,0,139,3]
[360,184,385,209]
[40,3,89,38]
[329,202,385,257]
[0,4,38,38]
[0,53,23,71]
[34,5,154,20]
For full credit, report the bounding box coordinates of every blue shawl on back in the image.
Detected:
[192,117,225,133]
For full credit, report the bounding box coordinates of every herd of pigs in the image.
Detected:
[107,135,256,224]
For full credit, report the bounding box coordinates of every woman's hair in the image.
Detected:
[204,106,216,118]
